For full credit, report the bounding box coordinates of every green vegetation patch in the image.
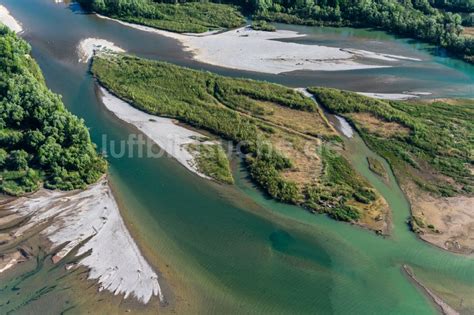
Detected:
[78,0,245,33]
[92,54,382,223]
[188,143,234,184]
[304,147,377,221]
[367,157,387,179]
[250,20,276,32]
[0,27,106,196]
[309,87,474,198]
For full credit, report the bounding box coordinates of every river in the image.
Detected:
[1,0,473,314]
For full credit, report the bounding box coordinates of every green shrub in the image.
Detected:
[78,0,245,33]
[309,87,474,198]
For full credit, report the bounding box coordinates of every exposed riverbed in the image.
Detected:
[1,0,473,314]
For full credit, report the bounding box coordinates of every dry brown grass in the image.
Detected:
[256,100,337,138]
[229,97,335,191]
[463,27,474,37]
[405,182,474,254]
[269,131,323,188]
[347,197,390,234]
[350,112,410,137]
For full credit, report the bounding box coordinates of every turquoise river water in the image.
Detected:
[0,0,473,314]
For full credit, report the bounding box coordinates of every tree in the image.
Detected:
[8,150,29,171]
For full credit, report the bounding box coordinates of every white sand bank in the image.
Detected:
[335,116,354,138]
[342,49,421,62]
[99,87,213,179]
[356,91,431,100]
[174,27,390,74]
[0,5,23,34]
[357,92,419,100]
[77,38,125,63]
[0,252,22,274]
[410,91,433,96]
[96,15,421,74]
[4,178,163,304]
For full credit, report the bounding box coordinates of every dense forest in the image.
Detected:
[429,0,474,13]
[77,0,245,32]
[92,54,386,225]
[0,27,106,196]
[78,0,474,62]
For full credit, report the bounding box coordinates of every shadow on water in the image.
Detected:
[68,2,86,14]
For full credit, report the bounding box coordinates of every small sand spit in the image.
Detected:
[357,92,419,100]
[77,38,125,63]
[96,14,420,74]
[403,265,459,315]
[0,252,23,273]
[357,92,432,100]
[2,178,163,304]
[0,5,23,34]
[99,87,215,179]
[342,49,421,62]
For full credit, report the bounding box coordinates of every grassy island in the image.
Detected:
[310,87,474,250]
[0,27,106,196]
[367,157,388,180]
[91,53,389,229]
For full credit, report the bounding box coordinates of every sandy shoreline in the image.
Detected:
[99,87,215,180]
[405,182,474,255]
[77,38,125,63]
[357,92,420,100]
[1,178,163,304]
[0,5,23,33]
[95,14,421,74]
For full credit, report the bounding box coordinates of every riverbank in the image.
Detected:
[0,5,22,33]
[407,183,474,255]
[95,14,423,75]
[0,177,163,304]
[98,86,230,182]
